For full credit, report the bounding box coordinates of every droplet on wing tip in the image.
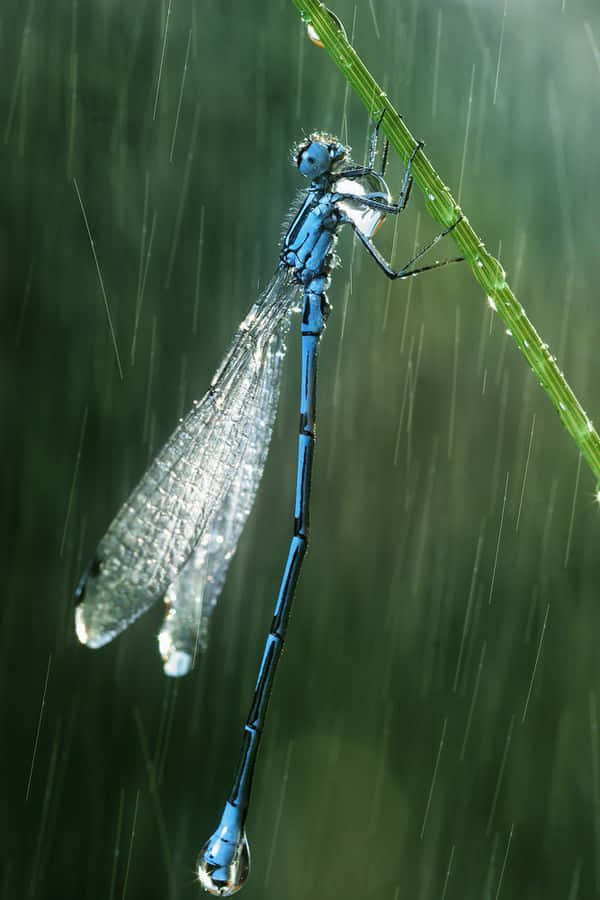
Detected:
[74,606,113,648]
[158,628,194,676]
[75,605,89,645]
[163,649,193,677]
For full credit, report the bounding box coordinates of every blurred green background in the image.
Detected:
[3,0,600,897]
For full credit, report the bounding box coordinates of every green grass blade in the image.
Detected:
[292,0,600,486]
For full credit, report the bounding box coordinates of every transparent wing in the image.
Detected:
[158,299,291,676]
[75,268,298,659]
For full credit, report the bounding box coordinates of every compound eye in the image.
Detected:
[298,142,330,178]
[329,142,346,163]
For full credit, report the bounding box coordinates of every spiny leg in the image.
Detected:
[335,109,390,181]
[397,140,423,211]
[367,107,386,169]
[368,106,420,196]
[369,108,392,177]
[352,216,464,280]
[380,137,390,177]
[335,140,424,215]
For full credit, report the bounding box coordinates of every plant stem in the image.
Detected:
[291,0,600,485]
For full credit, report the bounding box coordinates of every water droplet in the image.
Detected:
[197,831,250,896]
[197,804,250,896]
[505,329,512,336]
[74,605,89,644]
[493,262,507,289]
[336,172,391,237]
[306,8,347,47]
[487,295,497,311]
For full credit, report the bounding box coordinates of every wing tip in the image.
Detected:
[74,605,115,649]
[162,649,194,677]
[159,628,194,676]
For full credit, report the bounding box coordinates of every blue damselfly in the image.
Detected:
[75,114,462,895]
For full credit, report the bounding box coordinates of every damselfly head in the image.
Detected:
[295,133,347,178]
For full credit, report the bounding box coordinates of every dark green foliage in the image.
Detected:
[2,1,600,898]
